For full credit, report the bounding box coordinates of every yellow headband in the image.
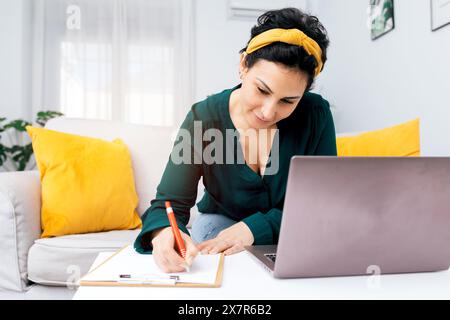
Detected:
[245,28,323,78]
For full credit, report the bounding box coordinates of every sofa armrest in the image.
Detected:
[0,170,41,292]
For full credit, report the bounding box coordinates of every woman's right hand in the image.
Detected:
[151,227,199,273]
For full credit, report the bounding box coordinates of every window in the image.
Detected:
[33,0,194,127]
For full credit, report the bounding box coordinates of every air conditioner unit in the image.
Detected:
[227,0,308,20]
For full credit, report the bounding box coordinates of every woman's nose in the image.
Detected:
[260,103,277,121]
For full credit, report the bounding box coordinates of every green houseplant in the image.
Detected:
[0,111,63,171]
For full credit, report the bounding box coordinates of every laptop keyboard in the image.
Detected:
[264,253,277,263]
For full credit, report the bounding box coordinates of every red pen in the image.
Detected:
[165,201,187,259]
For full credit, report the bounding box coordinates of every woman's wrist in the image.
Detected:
[151,227,170,239]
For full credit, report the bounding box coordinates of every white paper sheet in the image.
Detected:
[80,245,221,285]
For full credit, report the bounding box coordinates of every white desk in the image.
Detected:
[73,251,450,300]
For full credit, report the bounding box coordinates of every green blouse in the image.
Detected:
[134,84,337,253]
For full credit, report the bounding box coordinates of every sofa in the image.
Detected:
[0,117,203,299]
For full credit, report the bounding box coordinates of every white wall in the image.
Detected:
[312,0,450,155]
[0,0,32,121]
[194,0,256,101]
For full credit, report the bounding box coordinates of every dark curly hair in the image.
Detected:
[240,8,330,91]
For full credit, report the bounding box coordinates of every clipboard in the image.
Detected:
[79,245,225,288]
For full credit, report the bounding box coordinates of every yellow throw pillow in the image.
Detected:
[336,118,420,156]
[26,126,142,238]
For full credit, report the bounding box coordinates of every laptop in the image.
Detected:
[245,156,450,278]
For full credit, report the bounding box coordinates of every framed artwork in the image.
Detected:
[431,0,450,31]
[369,0,395,40]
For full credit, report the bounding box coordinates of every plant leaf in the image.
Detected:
[0,143,7,166]
[0,117,6,133]
[4,120,31,132]
[8,144,33,171]
[36,111,64,127]
[1,110,63,171]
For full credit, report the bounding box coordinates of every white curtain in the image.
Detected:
[31,0,195,127]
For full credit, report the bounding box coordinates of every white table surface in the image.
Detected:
[73,251,450,300]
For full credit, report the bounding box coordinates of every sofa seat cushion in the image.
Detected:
[27,229,141,286]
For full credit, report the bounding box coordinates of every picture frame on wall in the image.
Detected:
[431,0,450,31]
[369,0,395,40]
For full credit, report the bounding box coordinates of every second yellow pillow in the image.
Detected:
[27,126,142,238]
[336,118,420,157]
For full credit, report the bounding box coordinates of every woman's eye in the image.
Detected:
[257,87,295,104]
[257,87,269,95]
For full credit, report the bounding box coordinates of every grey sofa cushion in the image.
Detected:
[0,171,41,292]
[27,229,141,286]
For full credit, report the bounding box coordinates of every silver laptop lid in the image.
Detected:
[274,156,450,278]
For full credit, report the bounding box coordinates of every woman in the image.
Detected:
[134,8,337,273]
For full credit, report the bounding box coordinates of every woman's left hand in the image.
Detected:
[196,222,254,256]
